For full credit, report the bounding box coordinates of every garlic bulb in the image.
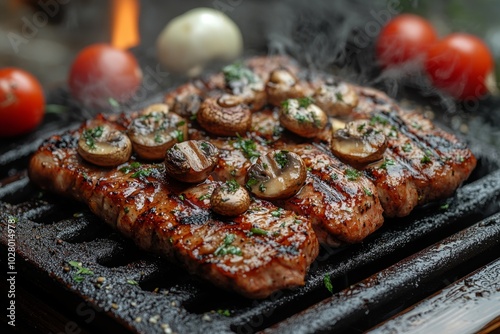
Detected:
[156,8,243,76]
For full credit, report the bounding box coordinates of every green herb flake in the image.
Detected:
[131,168,152,178]
[421,154,432,164]
[124,207,130,214]
[379,158,395,170]
[335,92,344,102]
[68,261,94,282]
[330,173,338,180]
[234,134,260,160]
[108,98,120,107]
[402,142,413,153]
[297,96,314,108]
[179,194,185,201]
[281,99,290,112]
[176,121,186,127]
[198,194,211,201]
[345,168,361,181]
[154,133,163,143]
[119,161,141,174]
[357,123,366,133]
[271,208,283,218]
[363,187,373,196]
[225,179,240,193]
[324,274,333,294]
[250,227,268,236]
[217,309,231,317]
[223,62,257,85]
[259,183,266,193]
[171,129,184,142]
[274,150,289,169]
[127,279,138,285]
[214,233,242,256]
[245,177,258,190]
[369,115,389,126]
[440,203,450,210]
[82,126,104,150]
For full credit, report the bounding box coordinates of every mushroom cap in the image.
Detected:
[314,82,359,117]
[77,124,132,167]
[127,109,188,161]
[211,181,251,216]
[331,120,387,165]
[279,98,328,138]
[197,97,252,136]
[246,150,307,200]
[266,68,306,106]
[164,140,219,183]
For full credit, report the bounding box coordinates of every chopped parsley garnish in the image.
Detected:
[345,168,361,181]
[370,115,389,126]
[421,154,432,164]
[171,129,184,142]
[124,207,130,214]
[68,261,94,283]
[274,150,289,169]
[200,141,209,152]
[119,162,142,173]
[330,173,338,180]
[250,227,268,236]
[198,194,211,201]
[214,233,242,256]
[335,92,344,102]
[178,194,185,201]
[271,208,283,218]
[108,98,120,107]
[131,168,152,178]
[297,96,314,108]
[379,158,395,170]
[281,99,290,112]
[176,120,186,127]
[82,126,104,150]
[262,163,269,170]
[411,122,423,130]
[295,112,307,123]
[259,183,266,193]
[324,274,333,294]
[154,133,163,143]
[234,134,260,160]
[440,203,450,210]
[222,62,257,85]
[402,142,413,153]
[272,125,283,137]
[225,179,240,193]
[127,279,139,285]
[217,309,231,317]
[357,123,366,133]
[363,187,373,196]
[245,177,258,190]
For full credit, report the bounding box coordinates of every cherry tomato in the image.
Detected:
[425,33,494,100]
[376,14,438,68]
[68,44,143,107]
[0,68,45,137]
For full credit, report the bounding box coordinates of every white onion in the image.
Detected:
[156,8,243,76]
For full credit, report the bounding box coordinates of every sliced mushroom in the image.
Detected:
[164,140,219,183]
[127,108,188,161]
[314,81,359,116]
[211,180,250,216]
[331,120,387,165]
[279,97,328,138]
[197,97,252,136]
[266,68,307,106]
[78,124,132,167]
[246,150,307,200]
[222,62,266,110]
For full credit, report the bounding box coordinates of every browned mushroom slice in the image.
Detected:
[77,124,132,167]
[211,179,251,216]
[246,150,307,200]
[266,68,307,106]
[164,140,219,183]
[222,62,267,110]
[127,108,188,161]
[197,97,252,136]
[279,97,328,138]
[314,81,359,117]
[331,120,387,165]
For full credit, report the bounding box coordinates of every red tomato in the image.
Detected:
[425,33,494,100]
[376,14,438,68]
[68,44,143,107]
[0,68,45,137]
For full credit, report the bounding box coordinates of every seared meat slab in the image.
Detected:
[28,115,319,299]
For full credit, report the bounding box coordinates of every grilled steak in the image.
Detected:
[28,114,319,299]
[28,55,476,298]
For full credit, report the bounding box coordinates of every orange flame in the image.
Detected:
[111,0,140,49]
